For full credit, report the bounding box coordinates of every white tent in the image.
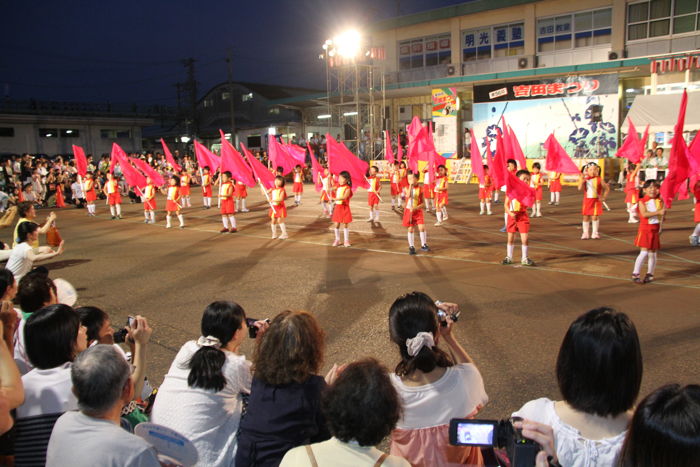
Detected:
[625,92,700,133]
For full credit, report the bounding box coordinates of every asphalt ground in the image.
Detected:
[6,183,699,420]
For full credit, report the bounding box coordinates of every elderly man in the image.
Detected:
[46,345,160,467]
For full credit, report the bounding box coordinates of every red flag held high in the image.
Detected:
[660,90,691,207]
[130,157,165,186]
[544,134,580,174]
[686,131,700,176]
[308,144,324,192]
[284,143,307,167]
[506,170,536,207]
[194,140,220,173]
[72,145,88,177]
[491,133,508,190]
[268,135,296,175]
[470,130,485,184]
[397,139,403,162]
[219,130,256,187]
[384,131,395,164]
[501,117,528,169]
[109,143,128,174]
[242,143,276,189]
[326,134,369,190]
[160,138,182,172]
[119,158,148,190]
[615,119,643,163]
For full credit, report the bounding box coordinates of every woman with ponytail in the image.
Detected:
[152,301,266,467]
[388,292,487,467]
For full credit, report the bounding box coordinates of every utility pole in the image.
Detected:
[182,58,198,137]
[226,49,236,146]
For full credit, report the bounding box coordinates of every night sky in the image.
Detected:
[2,0,467,106]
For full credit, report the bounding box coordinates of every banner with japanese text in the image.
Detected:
[431,88,459,157]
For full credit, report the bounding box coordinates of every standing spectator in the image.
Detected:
[513,307,643,467]
[46,345,160,467]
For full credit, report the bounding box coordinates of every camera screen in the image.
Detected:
[454,421,495,446]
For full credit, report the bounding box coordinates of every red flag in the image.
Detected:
[470,130,485,184]
[219,130,256,186]
[119,158,148,190]
[326,134,369,190]
[268,135,296,175]
[160,138,182,172]
[397,139,403,162]
[308,144,324,192]
[194,140,220,173]
[501,117,528,169]
[109,143,128,174]
[72,145,88,177]
[506,170,536,207]
[491,133,508,190]
[686,131,700,176]
[615,119,643,163]
[660,90,691,207]
[407,116,422,139]
[639,124,650,162]
[384,131,395,164]
[130,157,165,186]
[242,143,276,189]
[544,133,580,174]
[284,143,307,167]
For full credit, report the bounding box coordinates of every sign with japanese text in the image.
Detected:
[473,74,617,103]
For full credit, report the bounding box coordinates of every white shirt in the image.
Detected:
[6,243,34,281]
[13,312,33,375]
[46,411,160,467]
[281,437,410,467]
[17,362,78,419]
[71,181,84,199]
[513,398,626,467]
[151,340,252,466]
[390,363,488,429]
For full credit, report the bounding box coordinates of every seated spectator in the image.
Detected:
[152,301,261,466]
[387,292,487,467]
[46,345,160,467]
[236,310,333,467]
[12,202,56,249]
[513,307,642,467]
[0,299,24,436]
[6,222,64,281]
[15,304,87,466]
[281,358,409,467]
[14,272,57,374]
[617,383,700,466]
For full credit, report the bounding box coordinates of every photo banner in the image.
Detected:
[432,88,458,117]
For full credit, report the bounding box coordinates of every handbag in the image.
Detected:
[46,222,62,247]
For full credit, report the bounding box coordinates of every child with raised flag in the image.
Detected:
[292,165,304,206]
[632,180,665,284]
[331,171,353,247]
[403,171,430,255]
[201,166,213,209]
[269,175,288,239]
[691,180,700,246]
[180,170,192,208]
[433,165,449,226]
[422,166,435,213]
[503,169,535,266]
[366,165,381,223]
[499,159,519,232]
[142,176,157,224]
[529,162,543,217]
[478,165,493,216]
[578,163,610,239]
[162,176,184,229]
[102,172,122,220]
[624,163,641,223]
[235,179,249,213]
[320,167,333,218]
[390,161,401,210]
[548,171,562,205]
[218,171,237,233]
[83,172,97,217]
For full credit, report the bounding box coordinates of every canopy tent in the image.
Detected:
[626,92,700,133]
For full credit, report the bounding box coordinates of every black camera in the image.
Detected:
[113,328,128,343]
[449,417,540,467]
[246,318,270,338]
[436,309,460,327]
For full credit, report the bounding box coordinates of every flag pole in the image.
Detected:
[364,175,383,202]
[258,180,278,216]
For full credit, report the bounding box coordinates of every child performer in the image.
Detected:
[422,166,435,213]
[143,176,156,224]
[390,161,400,210]
[578,163,610,240]
[632,180,665,284]
[269,175,288,239]
[398,161,409,194]
[478,165,493,216]
[503,169,535,266]
[624,163,641,223]
[403,171,430,255]
[292,165,304,206]
[320,167,333,218]
[218,171,237,233]
[530,162,544,217]
[201,166,213,209]
[331,171,353,247]
[180,170,192,208]
[103,173,122,220]
[689,179,700,246]
[162,176,184,229]
[366,165,381,222]
[548,171,562,205]
[499,160,519,232]
[433,165,449,226]
[84,172,97,217]
[235,179,249,212]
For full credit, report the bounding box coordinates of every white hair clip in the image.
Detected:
[406,332,435,357]
[196,335,222,349]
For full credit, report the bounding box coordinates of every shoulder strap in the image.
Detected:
[304,445,318,467]
[373,453,388,467]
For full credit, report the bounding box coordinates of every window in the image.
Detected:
[398,34,451,70]
[39,128,58,138]
[203,98,214,108]
[463,23,524,61]
[627,0,699,40]
[60,129,79,138]
[221,91,231,101]
[538,9,611,51]
[0,127,14,137]
[100,129,131,139]
[268,107,280,114]
[242,92,254,102]
[247,135,262,147]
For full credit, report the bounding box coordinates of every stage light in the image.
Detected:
[317,114,332,119]
[180,136,191,143]
[334,29,361,59]
[343,111,358,116]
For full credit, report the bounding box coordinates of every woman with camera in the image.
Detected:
[388,292,488,466]
[151,301,267,467]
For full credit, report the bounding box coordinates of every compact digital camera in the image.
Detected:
[246,318,270,338]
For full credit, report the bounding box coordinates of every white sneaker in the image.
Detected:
[591,233,600,239]
[434,221,443,226]
[278,233,289,240]
[581,233,589,240]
